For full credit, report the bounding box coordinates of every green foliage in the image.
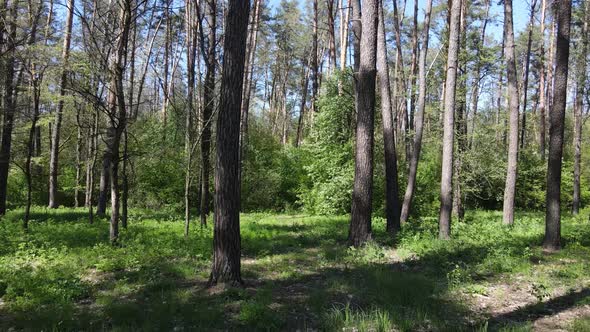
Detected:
[298,72,355,215]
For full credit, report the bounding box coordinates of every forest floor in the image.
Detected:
[0,208,589,331]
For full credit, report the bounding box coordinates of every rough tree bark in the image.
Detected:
[543,0,571,252]
[400,0,433,224]
[209,0,250,286]
[438,0,462,240]
[48,0,75,208]
[184,0,197,236]
[502,0,521,226]
[348,0,378,248]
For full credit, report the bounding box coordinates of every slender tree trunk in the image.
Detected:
[48,0,75,208]
[326,0,337,73]
[161,0,171,126]
[538,0,547,158]
[469,0,490,147]
[295,61,309,147]
[311,0,319,116]
[572,0,587,215]
[348,0,378,248]
[438,0,462,240]
[25,75,42,229]
[543,0,571,252]
[400,0,432,224]
[209,0,250,286]
[339,0,350,71]
[377,0,400,235]
[74,105,83,208]
[109,0,132,244]
[519,0,538,149]
[408,0,418,133]
[184,0,197,236]
[502,0,521,226]
[240,0,262,176]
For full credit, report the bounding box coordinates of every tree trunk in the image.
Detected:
[209,0,250,286]
[438,0,462,240]
[25,75,42,230]
[0,2,18,216]
[184,0,197,236]
[200,0,216,228]
[240,0,262,176]
[348,0,378,248]
[469,0,490,148]
[326,0,337,73]
[572,0,587,215]
[74,105,83,208]
[48,0,75,208]
[108,0,133,244]
[295,61,309,147]
[377,0,400,235]
[538,0,547,158]
[311,0,319,116]
[502,0,521,226]
[543,0,571,252]
[519,0,538,150]
[400,0,432,224]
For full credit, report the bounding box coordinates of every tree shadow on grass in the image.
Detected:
[487,288,590,330]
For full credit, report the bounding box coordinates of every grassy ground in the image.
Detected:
[0,208,589,331]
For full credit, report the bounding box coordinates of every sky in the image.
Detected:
[266,0,532,39]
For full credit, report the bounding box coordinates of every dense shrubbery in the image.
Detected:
[6,72,589,215]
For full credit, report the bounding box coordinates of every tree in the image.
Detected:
[0,1,18,215]
[376,0,400,235]
[543,0,571,252]
[48,0,75,209]
[200,0,217,228]
[209,0,251,286]
[348,0,378,247]
[538,0,548,158]
[438,0,462,240]
[400,0,433,224]
[502,0,520,226]
[572,0,588,215]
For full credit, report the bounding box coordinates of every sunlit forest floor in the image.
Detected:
[0,208,589,331]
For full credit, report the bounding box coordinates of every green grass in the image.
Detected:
[0,207,589,330]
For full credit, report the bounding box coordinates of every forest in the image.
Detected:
[1,0,590,330]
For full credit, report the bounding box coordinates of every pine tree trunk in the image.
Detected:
[502,0,521,226]
[543,0,571,252]
[209,0,250,286]
[349,0,378,248]
[438,0,462,240]
[184,0,197,236]
[538,0,547,158]
[519,0,538,149]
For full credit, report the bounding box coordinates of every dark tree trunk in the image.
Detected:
[295,61,309,147]
[200,0,217,228]
[0,2,17,216]
[48,0,75,208]
[572,0,587,215]
[311,0,319,116]
[348,0,378,248]
[209,0,250,286]
[377,0,400,235]
[97,152,111,216]
[438,0,462,240]
[400,0,432,224]
[502,0,521,226]
[543,0,571,252]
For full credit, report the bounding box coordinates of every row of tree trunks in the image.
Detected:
[376,0,401,235]
[400,0,433,224]
[48,0,75,209]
